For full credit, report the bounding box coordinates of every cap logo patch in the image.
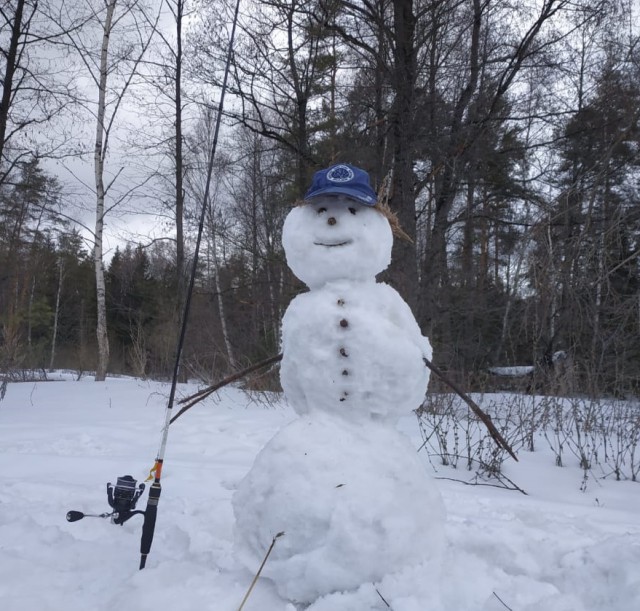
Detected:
[326,165,354,183]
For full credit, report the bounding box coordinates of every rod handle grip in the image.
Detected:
[139,481,161,569]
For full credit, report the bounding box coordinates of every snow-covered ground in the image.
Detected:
[1,375,639,610]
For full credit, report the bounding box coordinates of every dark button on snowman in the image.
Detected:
[233,164,445,610]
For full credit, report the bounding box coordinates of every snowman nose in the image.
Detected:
[327,217,337,226]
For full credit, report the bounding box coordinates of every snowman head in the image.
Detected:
[282,164,393,289]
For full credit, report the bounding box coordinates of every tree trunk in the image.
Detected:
[285,3,309,192]
[94,0,117,381]
[211,227,236,371]
[27,277,35,348]
[78,298,86,378]
[386,0,419,310]
[49,258,64,370]
[419,0,482,338]
[174,0,185,293]
[0,0,25,185]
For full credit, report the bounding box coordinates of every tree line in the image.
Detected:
[1,0,639,397]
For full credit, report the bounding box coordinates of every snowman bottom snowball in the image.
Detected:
[232,414,445,604]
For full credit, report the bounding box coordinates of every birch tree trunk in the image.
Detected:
[94,0,117,381]
[49,258,64,370]
[27,277,35,348]
[211,223,236,371]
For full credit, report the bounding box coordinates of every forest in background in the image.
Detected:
[1,0,639,397]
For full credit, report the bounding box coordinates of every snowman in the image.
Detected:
[233,164,445,609]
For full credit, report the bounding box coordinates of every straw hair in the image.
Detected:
[373,201,413,243]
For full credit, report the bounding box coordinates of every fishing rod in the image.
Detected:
[138,0,242,570]
[65,0,243,571]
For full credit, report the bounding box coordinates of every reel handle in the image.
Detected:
[66,510,113,521]
[66,510,86,522]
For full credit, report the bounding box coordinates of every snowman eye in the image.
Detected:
[349,207,357,215]
[317,207,327,214]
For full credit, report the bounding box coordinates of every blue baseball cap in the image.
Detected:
[304,163,377,206]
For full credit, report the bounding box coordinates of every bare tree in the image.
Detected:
[64,0,159,380]
[182,107,238,374]
[0,0,28,185]
[0,0,80,187]
[137,0,190,291]
[92,0,117,381]
[225,124,291,359]
[191,0,336,193]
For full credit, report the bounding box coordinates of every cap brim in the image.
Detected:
[303,186,377,206]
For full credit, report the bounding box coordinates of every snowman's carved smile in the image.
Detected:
[313,239,353,248]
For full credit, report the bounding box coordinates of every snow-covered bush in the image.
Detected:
[417,392,640,488]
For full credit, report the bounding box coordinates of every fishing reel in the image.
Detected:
[66,475,146,525]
